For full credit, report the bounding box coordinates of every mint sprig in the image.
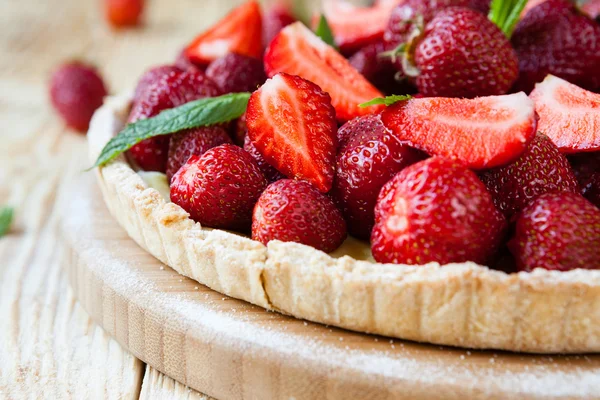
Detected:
[92,92,250,168]
[359,95,413,108]
[0,206,14,238]
[489,0,528,37]
[315,15,338,49]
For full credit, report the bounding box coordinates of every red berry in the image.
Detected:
[174,49,205,72]
[171,144,268,230]
[264,22,384,121]
[127,69,221,172]
[582,0,600,20]
[512,0,600,93]
[243,135,285,183]
[252,179,347,253]
[246,73,337,192]
[184,1,263,65]
[380,93,537,169]
[206,53,266,94]
[49,62,108,132]
[262,3,296,48]
[480,133,580,218]
[133,65,182,104]
[529,75,600,153]
[105,0,144,27]
[331,114,424,239]
[166,126,232,182]
[371,157,507,265]
[509,192,600,271]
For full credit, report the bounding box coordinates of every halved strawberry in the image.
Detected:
[184,1,262,66]
[380,93,537,169]
[264,22,384,121]
[529,75,600,153]
[246,73,337,193]
[316,0,400,54]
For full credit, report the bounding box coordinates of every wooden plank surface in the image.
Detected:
[0,0,252,398]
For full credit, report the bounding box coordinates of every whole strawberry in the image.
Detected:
[243,136,285,183]
[133,65,182,104]
[509,192,600,271]
[127,69,221,172]
[206,53,266,94]
[262,2,296,48]
[105,0,144,27]
[252,179,347,253]
[371,157,506,265]
[166,126,232,182]
[480,133,580,218]
[49,61,108,132]
[331,114,423,239]
[511,0,600,93]
[171,144,268,230]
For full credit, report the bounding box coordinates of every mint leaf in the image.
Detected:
[315,15,337,49]
[489,0,528,38]
[0,206,14,237]
[359,95,413,108]
[93,92,251,168]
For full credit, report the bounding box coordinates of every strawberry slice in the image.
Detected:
[246,73,337,193]
[381,93,537,169]
[264,22,384,122]
[184,1,262,65]
[529,75,600,153]
[316,0,400,54]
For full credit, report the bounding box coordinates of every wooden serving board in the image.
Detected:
[60,174,600,400]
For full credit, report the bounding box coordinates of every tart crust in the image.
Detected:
[87,94,600,353]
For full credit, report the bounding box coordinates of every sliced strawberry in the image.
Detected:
[184,1,262,66]
[317,0,400,54]
[380,93,537,169]
[246,73,337,193]
[529,75,600,153]
[264,22,384,121]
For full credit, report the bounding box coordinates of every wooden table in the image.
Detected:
[0,0,255,397]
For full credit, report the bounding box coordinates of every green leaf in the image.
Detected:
[315,15,337,49]
[0,206,14,238]
[359,95,413,108]
[92,92,251,168]
[489,0,528,38]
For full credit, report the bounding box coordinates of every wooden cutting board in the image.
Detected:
[60,173,600,400]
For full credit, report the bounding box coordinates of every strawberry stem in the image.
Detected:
[488,0,528,38]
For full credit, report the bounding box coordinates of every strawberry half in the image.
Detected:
[184,1,262,66]
[529,75,600,153]
[246,73,337,192]
[264,22,384,121]
[317,0,400,54]
[380,93,537,169]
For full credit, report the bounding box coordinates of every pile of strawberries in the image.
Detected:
[125,0,600,273]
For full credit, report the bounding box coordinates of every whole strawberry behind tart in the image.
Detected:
[86,0,600,355]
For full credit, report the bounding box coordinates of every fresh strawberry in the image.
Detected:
[246,73,337,192]
[205,53,266,94]
[252,179,347,252]
[105,0,144,27]
[171,144,268,230]
[174,49,205,72]
[331,114,424,239]
[582,173,600,209]
[380,93,537,169]
[49,61,108,132]
[349,40,415,95]
[511,0,600,93]
[582,0,600,20]
[262,2,296,49]
[371,157,507,265]
[388,7,518,98]
[243,135,285,183]
[480,133,579,218]
[529,75,600,153]
[264,22,384,121]
[509,192,600,271]
[133,65,182,104]
[166,126,232,182]
[317,0,400,54]
[128,69,221,172]
[184,1,263,66]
